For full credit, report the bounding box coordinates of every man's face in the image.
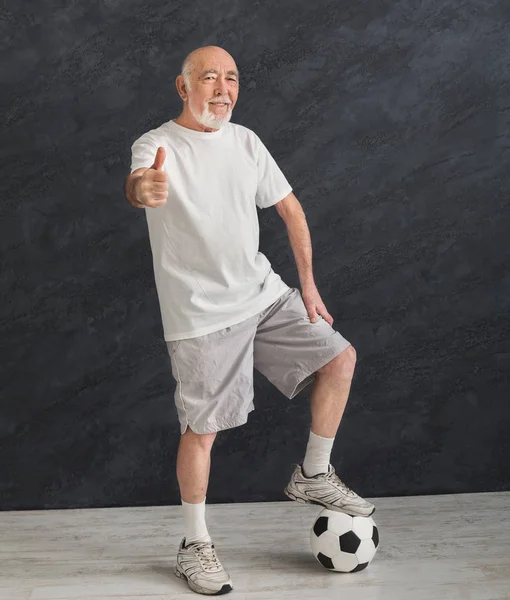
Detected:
[186,54,239,130]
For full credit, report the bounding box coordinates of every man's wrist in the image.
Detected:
[131,177,145,208]
[300,276,316,290]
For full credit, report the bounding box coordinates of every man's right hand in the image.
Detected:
[129,147,168,208]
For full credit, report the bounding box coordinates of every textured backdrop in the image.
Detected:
[1,0,509,510]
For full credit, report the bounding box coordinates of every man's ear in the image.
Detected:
[176,75,187,100]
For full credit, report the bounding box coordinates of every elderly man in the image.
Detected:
[125,45,374,596]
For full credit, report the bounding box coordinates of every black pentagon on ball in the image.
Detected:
[351,562,369,572]
[317,552,335,570]
[313,516,329,537]
[372,525,379,548]
[339,530,361,554]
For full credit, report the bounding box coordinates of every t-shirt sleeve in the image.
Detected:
[130,136,159,173]
[255,135,293,209]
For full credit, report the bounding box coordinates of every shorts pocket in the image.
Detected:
[166,340,181,359]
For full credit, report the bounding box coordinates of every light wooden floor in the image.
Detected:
[1,492,509,600]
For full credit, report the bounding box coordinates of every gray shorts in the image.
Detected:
[166,287,351,435]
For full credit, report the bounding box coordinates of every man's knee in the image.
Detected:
[342,345,357,367]
[182,426,217,450]
[318,345,357,378]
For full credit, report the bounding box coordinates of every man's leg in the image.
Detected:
[177,427,217,543]
[302,345,356,477]
[175,426,233,595]
[285,344,375,516]
[310,345,357,438]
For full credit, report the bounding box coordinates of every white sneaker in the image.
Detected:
[175,537,233,596]
[284,464,375,517]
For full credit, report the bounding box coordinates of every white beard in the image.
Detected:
[190,101,233,130]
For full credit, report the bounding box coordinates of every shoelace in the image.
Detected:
[322,467,358,497]
[191,542,222,571]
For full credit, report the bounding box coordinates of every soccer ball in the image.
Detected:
[310,509,379,572]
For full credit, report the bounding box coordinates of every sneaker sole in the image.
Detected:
[284,486,375,517]
[175,563,233,596]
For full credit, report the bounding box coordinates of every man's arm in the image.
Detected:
[275,192,333,325]
[275,192,315,288]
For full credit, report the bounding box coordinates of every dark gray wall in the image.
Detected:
[1,0,509,510]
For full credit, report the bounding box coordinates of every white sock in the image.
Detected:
[182,498,211,545]
[302,430,335,477]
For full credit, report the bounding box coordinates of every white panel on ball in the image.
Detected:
[356,538,377,563]
[323,510,353,536]
[310,529,340,558]
[352,515,376,539]
[332,552,359,572]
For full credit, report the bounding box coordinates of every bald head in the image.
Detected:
[181,46,239,90]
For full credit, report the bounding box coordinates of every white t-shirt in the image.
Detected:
[130,119,293,341]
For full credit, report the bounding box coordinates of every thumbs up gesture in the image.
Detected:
[136,147,168,208]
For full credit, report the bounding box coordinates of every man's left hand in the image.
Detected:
[301,283,334,326]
